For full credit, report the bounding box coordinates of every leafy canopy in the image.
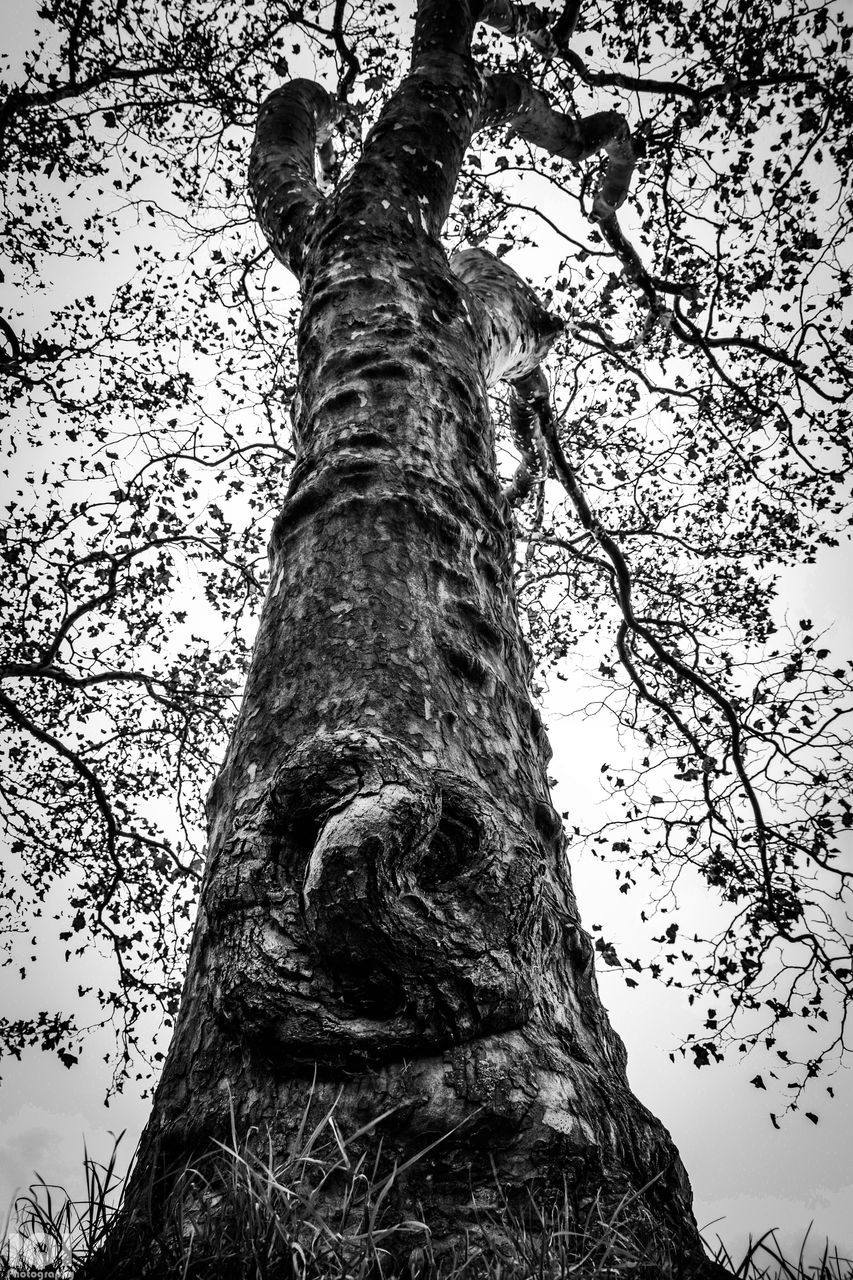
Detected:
[1,0,852,1111]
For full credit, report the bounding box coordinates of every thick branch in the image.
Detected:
[479,0,556,52]
[248,79,339,275]
[480,72,634,218]
[412,0,481,67]
[477,68,669,334]
[449,247,564,385]
[252,3,482,266]
[319,0,481,243]
[446,248,557,510]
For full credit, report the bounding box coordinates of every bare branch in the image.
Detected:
[0,315,21,363]
[514,365,780,918]
[332,0,360,101]
[479,1,814,105]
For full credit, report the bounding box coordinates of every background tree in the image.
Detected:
[1,0,851,1212]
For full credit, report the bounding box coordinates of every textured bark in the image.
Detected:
[249,79,340,273]
[480,0,556,52]
[502,364,550,509]
[480,0,582,57]
[449,247,564,383]
[124,4,727,1276]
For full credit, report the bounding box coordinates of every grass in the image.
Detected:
[1,1101,850,1280]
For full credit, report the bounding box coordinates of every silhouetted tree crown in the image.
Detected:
[1,0,851,1116]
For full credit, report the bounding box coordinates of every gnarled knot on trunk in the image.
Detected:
[270,729,545,1039]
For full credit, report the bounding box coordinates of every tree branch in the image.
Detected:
[248,79,339,275]
[66,0,92,86]
[477,70,660,315]
[479,1,813,105]
[412,0,480,67]
[0,686,119,868]
[503,372,548,523]
[0,316,21,363]
[480,71,634,218]
[513,365,780,919]
[479,0,555,52]
[0,62,177,151]
[332,0,360,101]
[0,662,179,706]
[352,3,483,240]
[672,302,846,405]
[560,51,815,106]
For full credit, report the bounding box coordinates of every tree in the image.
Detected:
[1,0,851,1271]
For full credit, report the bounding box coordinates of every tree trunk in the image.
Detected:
[124,6,728,1276]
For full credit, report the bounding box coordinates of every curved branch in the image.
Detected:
[38,560,121,669]
[515,364,779,917]
[0,686,118,868]
[475,69,662,318]
[249,79,340,275]
[0,316,21,363]
[333,0,360,101]
[480,72,634,218]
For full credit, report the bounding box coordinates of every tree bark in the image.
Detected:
[124,5,729,1275]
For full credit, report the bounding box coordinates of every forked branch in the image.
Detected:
[476,67,658,320]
